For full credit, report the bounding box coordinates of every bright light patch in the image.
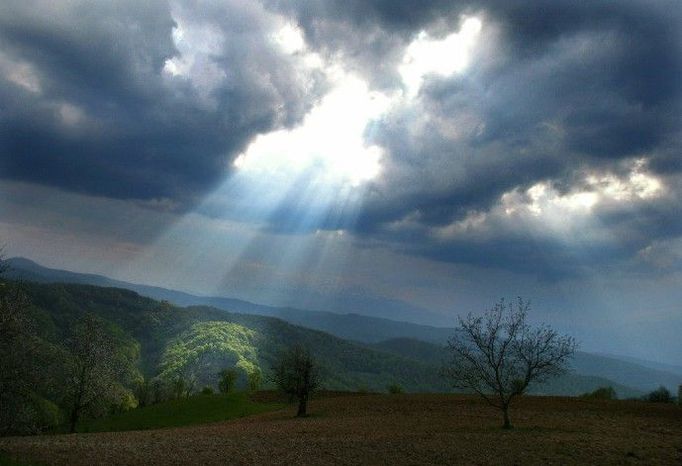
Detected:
[234,73,391,186]
[162,16,226,96]
[399,17,482,95]
[586,160,662,202]
[502,160,664,222]
[58,103,85,127]
[272,23,305,54]
[0,51,41,93]
[234,16,484,187]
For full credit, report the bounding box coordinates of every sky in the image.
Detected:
[1,0,681,363]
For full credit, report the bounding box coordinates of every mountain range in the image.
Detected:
[7,257,682,396]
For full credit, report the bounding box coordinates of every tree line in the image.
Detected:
[3,248,678,435]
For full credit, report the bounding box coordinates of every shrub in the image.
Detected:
[387,383,403,394]
[0,393,62,435]
[646,386,672,403]
[581,386,617,400]
[201,386,214,395]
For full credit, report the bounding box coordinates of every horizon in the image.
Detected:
[7,253,682,371]
[1,0,681,366]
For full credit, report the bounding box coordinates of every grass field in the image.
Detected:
[1,393,682,465]
[77,392,284,433]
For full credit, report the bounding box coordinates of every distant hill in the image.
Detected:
[6,257,454,344]
[19,281,450,393]
[8,258,680,396]
[571,352,682,394]
[371,338,680,396]
[595,353,682,377]
[9,279,654,397]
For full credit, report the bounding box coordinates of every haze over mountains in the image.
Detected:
[7,257,682,395]
[7,257,453,344]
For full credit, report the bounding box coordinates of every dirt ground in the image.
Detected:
[2,394,682,465]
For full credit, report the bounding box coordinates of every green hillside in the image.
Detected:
[6,257,454,343]
[21,282,448,394]
[19,282,652,397]
[9,259,679,396]
[5,280,654,436]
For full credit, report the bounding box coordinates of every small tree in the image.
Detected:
[580,386,617,400]
[443,298,576,429]
[387,383,403,394]
[218,368,239,394]
[271,344,320,417]
[646,386,672,403]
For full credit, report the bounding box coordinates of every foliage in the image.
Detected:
[442,298,577,428]
[63,313,136,432]
[134,377,153,407]
[646,386,672,403]
[271,344,321,417]
[0,276,456,433]
[0,253,63,435]
[17,281,451,396]
[2,278,628,436]
[159,321,261,395]
[387,383,403,394]
[581,386,617,400]
[201,386,214,395]
[219,368,239,393]
[77,392,283,433]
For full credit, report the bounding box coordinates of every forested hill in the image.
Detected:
[371,338,679,396]
[17,281,649,398]
[20,281,448,393]
[6,257,454,344]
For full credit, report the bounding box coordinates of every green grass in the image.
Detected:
[77,392,284,433]
[0,452,39,466]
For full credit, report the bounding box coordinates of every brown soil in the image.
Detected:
[2,394,682,465]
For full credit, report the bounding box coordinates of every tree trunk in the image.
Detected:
[502,406,512,429]
[69,405,80,433]
[297,395,307,417]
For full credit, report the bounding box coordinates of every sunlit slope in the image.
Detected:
[19,281,659,396]
[22,282,448,392]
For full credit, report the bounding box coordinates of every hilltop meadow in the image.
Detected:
[2,393,682,465]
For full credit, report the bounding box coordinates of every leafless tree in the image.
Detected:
[271,344,320,417]
[443,298,577,429]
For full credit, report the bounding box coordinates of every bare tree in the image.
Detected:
[271,344,320,417]
[443,298,576,429]
[65,314,131,432]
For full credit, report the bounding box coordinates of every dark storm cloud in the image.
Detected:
[268,0,681,274]
[0,0,323,206]
[1,0,681,278]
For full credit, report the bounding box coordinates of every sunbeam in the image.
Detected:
[123,15,487,304]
